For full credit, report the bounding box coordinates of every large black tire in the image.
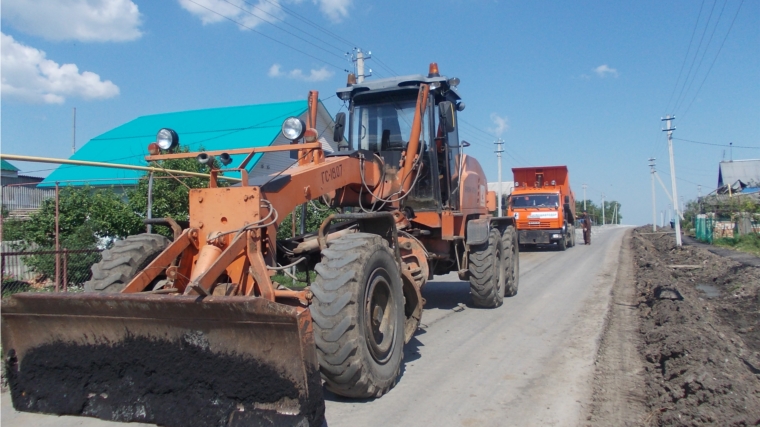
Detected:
[558,235,567,251]
[501,225,519,297]
[311,233,405,398]
[468,228,504,308]
[85,234,170,293]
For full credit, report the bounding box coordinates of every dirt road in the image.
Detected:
[2,226,631,427]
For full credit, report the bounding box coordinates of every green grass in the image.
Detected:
[713,234,760,257]
[272,270,316,289]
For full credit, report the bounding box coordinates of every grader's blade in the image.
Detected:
[1,292,324,427]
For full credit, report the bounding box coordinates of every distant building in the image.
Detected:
[716,159,760,194]
[1,160,52,217]
[39,100,338,189]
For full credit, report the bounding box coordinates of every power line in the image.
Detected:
[664,0,706,114]
[184,0,345,71]
[672,0,719,114]
[673,136,758,149]
[680,0,745,120]
[219,0,350,62]
[674,0,729,114]
[259,0,355,48]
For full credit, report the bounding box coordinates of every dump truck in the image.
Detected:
[2,64,519,427]
[507,165,576,250]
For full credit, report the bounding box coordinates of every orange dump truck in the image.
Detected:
[507,166,576,250]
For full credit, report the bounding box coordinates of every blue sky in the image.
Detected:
[1,0,758,225]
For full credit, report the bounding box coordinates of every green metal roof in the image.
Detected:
[1,159,20,172]
[40,100,308,187]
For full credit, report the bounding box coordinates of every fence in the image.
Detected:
[694,214,760,244]
[1,185,55,211]
[694,215,714,243]
[1,248,102,296]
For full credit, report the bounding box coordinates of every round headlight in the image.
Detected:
[156,128,179,150]
[281,117,305,141]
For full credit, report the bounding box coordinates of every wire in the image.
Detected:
[259,0,356,48]
[674,0,730,114]
[680,0,746,121]
[671,0,719,114]
[663,0,706,114]
[184,0,345,71]
[673,136,758,149]
[217,0,348,62]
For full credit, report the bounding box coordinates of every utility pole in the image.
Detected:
[662,115,682,246]
[649,158,656,231]
[494,139,504,215]
[72,107,76,154]
[352,49,372,83]
[601,193,605,225]
[582,184,587,211]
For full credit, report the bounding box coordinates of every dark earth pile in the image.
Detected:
[5,333,324,427]
[633,227,760,426]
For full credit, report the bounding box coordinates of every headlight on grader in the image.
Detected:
[156,128,179,151]
[281,117,306,141]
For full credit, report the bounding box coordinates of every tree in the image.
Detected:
[277,201,338,241]
[10,186,143,285]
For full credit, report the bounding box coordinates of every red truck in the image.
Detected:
[507,166,576,250]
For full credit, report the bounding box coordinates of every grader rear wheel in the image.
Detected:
[311,233,405,398]
[85,234,170,293]
[502,225,519,297]
[468,228,504,308]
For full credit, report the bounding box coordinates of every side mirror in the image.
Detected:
[333,112,346,143]
[564,195,570,204]
[438,101,456,133]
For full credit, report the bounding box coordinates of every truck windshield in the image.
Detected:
[351,95,417,152]
[511,194,559,208]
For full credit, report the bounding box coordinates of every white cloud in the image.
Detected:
[180,0,352,28]
[269,63,334,82]
[2,0,142,42]
[488,113,509,137]
[179,0,284,29]
[594,64,618,78]
[314,0,351,22]
[1,33,120,104]
[268,64,283,77]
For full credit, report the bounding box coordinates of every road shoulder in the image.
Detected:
[584,228,648,426]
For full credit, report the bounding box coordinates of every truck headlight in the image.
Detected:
[281,117,305,141]
[156,128,179,150]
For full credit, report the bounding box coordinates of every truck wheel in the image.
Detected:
[85,234,170,293]
[311,233,405,398]
[468,228,504,308]
[558,236,567,251]
[501,226,519,297]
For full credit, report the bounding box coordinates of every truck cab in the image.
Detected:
[508,166,576,250]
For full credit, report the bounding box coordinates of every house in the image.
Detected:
[1,160,53,216]
[39,100,337,189]
[716,159,760,194]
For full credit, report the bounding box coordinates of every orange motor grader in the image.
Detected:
[2,64,518,427]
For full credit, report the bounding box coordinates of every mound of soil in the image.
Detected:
[632,227,760,426]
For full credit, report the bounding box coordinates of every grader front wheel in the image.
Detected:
[311,233,405,398]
